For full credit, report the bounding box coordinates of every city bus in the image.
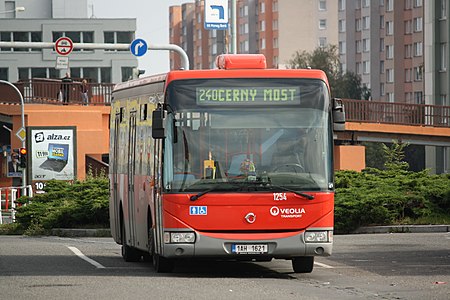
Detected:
[109,54,345,273]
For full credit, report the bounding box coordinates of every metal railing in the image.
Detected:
[0,79,114,106]
[0,185,33,224]
[342,99,450,128]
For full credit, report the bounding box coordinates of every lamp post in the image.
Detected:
[0,80,26,190]
[0,6,25,15]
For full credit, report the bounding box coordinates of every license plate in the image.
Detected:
[231,244,268,254]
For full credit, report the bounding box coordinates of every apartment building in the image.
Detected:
[169,0,338,69]
[0,0,137,83]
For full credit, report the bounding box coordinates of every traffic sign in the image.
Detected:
[55,37,74,56]
[15,127,26,142]
[130,38,148,57]
[204,0,229,30]
[55,56,69,69]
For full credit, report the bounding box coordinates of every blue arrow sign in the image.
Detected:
[130,38,148,57]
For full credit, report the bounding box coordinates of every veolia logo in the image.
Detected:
[270,206,280,216]
[270,206,306,217]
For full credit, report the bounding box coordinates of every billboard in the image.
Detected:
[28,127,77,190]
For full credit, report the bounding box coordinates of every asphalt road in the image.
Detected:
[0,233,449,300]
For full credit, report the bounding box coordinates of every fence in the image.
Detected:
[0,185,33,224]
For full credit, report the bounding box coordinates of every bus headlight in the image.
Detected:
[305,231,332,243]
[164,232,196,244]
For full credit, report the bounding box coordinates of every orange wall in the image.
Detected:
[3,104,110,182]
[334,145,366,172]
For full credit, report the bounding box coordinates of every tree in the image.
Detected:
[288,45,371,100]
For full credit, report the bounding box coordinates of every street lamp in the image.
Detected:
[0,6,25,14]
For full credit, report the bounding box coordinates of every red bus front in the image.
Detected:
[153,73,335,273]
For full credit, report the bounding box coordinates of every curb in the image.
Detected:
[352,225,450,234]
[51,228,111,237]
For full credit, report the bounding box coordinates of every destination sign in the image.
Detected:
[196,87,301,105]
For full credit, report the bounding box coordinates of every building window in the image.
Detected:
[386,21,394,35]
[121,67,133,82]
[260,1,265,13]
[387,0,394,11]
[261,38,265,49]
[363,61,370,74]
[441,0,447,19]
[356,62,362,74]
[414,17,423,32]
[319,19,327,29]
[261,20,266,31]
[356,19,362,31]
[414,91,423,104]
[338,0,345,10]
[273,38,278,48]
[363,0,370,7]
[414,66,423,81]
[319,0,327,10]
[405,68,412,82]
[0,68,8,80]
[319,37,327,47]
[441,43,447,70]
[405,44,412,58]
[414,42,423,56]
[405,0,413,9]
[380,15,385,28]
[272,1,278,12]
[380,38,385,51]
[363,16,370,30]
[339,41,346,54]
[387,92,395,103]
[387,68,394,82]
[339,19,346,32]
[356,40,362,53]
[103,31,133,51]
[380,61,385,73]
[386,45,394,59]
[363,38,370,52]
[414,0,422,7]
[405,20,412,34]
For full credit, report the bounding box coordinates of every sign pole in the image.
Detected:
[0,80,26,190]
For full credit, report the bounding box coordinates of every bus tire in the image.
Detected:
[292,256,314,273]
[121,218,141,262]
[153,253,174,273]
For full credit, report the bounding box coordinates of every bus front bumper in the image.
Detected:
[162,230,333,259]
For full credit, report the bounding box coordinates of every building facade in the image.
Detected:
[169,0,338,69]
[0,0,138,83]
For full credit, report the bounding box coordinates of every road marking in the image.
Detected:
[314,261,334,269]
[67,246,106,269]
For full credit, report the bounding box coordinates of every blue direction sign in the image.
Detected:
[204,0,229,30]
[130,38,148,57]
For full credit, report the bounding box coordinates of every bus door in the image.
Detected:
[152,138,164,255]
[127,111,137,246]
[111,113,121,242]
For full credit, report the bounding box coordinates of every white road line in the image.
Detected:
[67,246,106,269]
[314,261,334,269]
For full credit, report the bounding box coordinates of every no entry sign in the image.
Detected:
[55,37,73,56]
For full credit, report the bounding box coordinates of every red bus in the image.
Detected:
[109,54,345,273]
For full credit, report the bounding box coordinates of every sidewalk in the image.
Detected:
[49,225,450,238]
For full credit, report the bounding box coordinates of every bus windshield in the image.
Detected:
[163,78,333,193]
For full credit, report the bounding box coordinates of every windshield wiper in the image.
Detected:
[189,183,240,201]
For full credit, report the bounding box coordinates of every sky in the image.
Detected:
[91,0,194,75]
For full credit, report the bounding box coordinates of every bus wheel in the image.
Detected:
[153,253,174,273]
[292,256,314,273]
[121,219,141,262]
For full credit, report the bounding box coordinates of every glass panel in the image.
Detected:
[121,67,133,82]
[66,32,81,52]
[31,68,47,78]
[83,67,98,83]
[100,67,111,83]
[13,32,28,52]
[70,68,81,79]
[0,68,8,81]
[82,31,94,43]
[31,32,42,52]
[18,68,29,80]
[0,32,12,51]
[163,78,333,193]
[117,32,133,51]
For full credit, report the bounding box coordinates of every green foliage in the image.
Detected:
[335,169,450,233]
[14,176,109,235]
[288,45,371,99]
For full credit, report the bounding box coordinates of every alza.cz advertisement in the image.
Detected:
[29,127,77,181]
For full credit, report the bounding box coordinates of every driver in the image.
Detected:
[271,137,304,169]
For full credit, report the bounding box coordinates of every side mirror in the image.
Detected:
[332,98,346,131]
[152,107,167,139]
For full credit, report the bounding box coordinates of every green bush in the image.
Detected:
[14,176,109,234]
[335,168,450,233]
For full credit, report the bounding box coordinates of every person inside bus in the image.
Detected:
[271,136,305,172]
